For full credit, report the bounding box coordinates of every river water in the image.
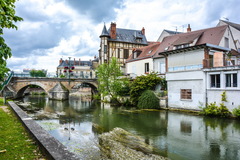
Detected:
[18,95,240,160]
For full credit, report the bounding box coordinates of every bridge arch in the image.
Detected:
[71,82,98,95]
[15,82,48,98]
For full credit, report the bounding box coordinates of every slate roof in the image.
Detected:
[109,28,148,45]
[220,20,240,31]
[100,24,110,37]
[126,42,160,62]
[100,24,148,45]
[58,60,92,68]
[153,25,228,58]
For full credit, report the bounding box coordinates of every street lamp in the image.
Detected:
[63,57,75,84]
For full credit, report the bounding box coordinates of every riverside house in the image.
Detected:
[153,22,240,110]
[99,22,148,74]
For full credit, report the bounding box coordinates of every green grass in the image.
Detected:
[0,100,44,159]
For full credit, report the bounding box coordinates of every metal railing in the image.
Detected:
[0,71,14,92]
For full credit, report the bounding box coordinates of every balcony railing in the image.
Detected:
[203,59,240,69]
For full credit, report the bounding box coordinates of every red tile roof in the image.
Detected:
[126,42,160,62]
[153,25,228,58]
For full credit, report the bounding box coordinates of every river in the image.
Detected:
[17,95,240,160]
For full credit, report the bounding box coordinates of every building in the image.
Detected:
[57,57,98,79]
[126,42,161,78]
[153,22,240,110]
[99,22,148,73]
[157,29,182,42]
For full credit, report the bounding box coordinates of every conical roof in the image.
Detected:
[100,24,110,37]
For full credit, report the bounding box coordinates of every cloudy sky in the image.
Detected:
[3,0,239,73]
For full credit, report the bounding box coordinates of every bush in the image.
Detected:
[233,106,240,118]
[137,90,159,109]
[202,102,231,117]
[130,72,165,105]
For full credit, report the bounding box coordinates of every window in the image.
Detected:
[124,49,129,59]
[224,37,229,48]
[226,73,237,87]
[181,89,192,100]
[210,74,220,88]
[118,48,120,58]
[145,63,149,73]
[158,62,165,74]
[104,45,107,54]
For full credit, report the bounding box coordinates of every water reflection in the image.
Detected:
[20,95,240,160]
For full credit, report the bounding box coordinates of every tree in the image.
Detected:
[0,0,23,81]
[96,57,129,104]
[130,72,166,105]
[30,70,47,77]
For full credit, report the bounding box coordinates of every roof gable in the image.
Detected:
[126,42,160,62]
[219,20,240,31]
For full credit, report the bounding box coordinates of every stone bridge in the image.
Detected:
[4,77,98,100]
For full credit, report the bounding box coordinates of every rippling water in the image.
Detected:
[19,95,240,160]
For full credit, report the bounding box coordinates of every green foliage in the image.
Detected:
[202,102,231,117]
[96,57,129,104]
[130,72,165,105]
[0,0,23,81]
[137,90,159,109]
[30,69,47,77]
[221,91,227,102]
[233,106,240,118]
[59,74,66,78]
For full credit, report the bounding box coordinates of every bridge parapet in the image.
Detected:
[4,77,98,100]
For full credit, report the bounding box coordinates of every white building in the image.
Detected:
[126,42,161,77]
[153,22,240,110]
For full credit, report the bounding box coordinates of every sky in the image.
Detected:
[3,0,240,73]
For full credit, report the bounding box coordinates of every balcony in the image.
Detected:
[203,58,240,72]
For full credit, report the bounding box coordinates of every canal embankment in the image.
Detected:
[7,101,79,160]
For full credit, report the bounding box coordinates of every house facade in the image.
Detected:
[126,42,161,77]
[153,23,240,110]
[57,57,98,79]
[99,22,148,73]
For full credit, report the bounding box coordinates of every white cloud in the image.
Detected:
[4,0,240,74]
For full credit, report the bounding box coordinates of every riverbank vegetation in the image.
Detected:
[96,58,167,108]
[137,90,159,109]
[0,98,44,159]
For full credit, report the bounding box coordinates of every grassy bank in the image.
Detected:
[0,98,44,160]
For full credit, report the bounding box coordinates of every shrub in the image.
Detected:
[202,102,231,117]
[202,102,219,116]
[137,90,159,109]
[130,72,165,105]
[233,106,240,118]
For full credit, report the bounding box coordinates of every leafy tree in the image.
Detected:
[130,72,166,105]
[0,0,23,81]
[96,57,129,104]
[30,70,47,77]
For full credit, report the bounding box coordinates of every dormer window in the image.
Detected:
[133,51,141,59]
[148,50,153,54]
[175,43,190,49]
[136,37,142,43]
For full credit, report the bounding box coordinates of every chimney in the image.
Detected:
[141,27,145,35]
[187,24,191,32]
[66,59,68,65]
[110,22,117,39]
[59,58,63,65]
[79,59,81,65]
[74,58,76,65]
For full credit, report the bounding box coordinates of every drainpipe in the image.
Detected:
[205,70,208,107]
